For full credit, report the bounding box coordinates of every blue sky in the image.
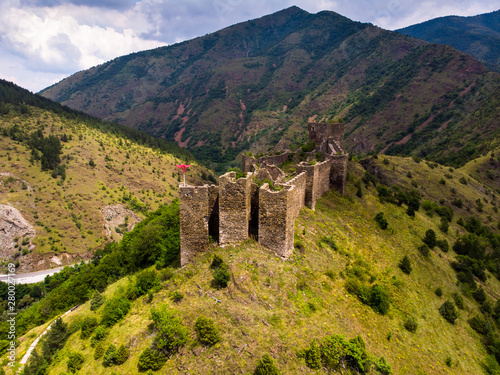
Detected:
[0,0,498,92]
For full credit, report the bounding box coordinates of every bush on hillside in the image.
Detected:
[404,316,418,333]
[100,297,131,327]
[66,352,84,373]
[374,212,388,230]
[254,353,280,375]
[80,316,98,339]
[439,300,458,324]
[398,255,412,274]
[194,316,220,346]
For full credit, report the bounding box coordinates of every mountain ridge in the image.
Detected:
[397,10,500,70]
[40,7,500,172]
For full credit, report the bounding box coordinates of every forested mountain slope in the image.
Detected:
[0,79,213,272]
[40,6,500,171]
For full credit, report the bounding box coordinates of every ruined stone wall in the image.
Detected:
[258,184,295,259]
[296,160,331,209]
[329,154,348,195]
[179,185,209,266]
[284,172,307,220]
[242,153,290,173]
[219,171,252,246]
[308,122,345,150]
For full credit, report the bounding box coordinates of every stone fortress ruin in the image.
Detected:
[179,121,348,266]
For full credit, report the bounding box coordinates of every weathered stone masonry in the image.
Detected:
[180,122,348,265]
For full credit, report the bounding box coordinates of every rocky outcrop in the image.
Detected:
[0,204,36,259]
[101,204,141,241]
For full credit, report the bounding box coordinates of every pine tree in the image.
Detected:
[90,290,105,311]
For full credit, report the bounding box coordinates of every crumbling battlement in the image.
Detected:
[308,122,344,151]
[180,120,348,265]
[242,152,291,173]
[219,172,252,247]
[296,160,332,210]
[258,183,296,258]
[179,185,209,266]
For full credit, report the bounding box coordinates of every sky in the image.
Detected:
[0,0,498,93]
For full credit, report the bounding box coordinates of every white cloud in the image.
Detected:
[0,0,166,90]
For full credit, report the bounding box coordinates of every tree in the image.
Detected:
[398,255,412,274]
[423,229,437,248]
[90,290,105,311]
[41,317,69,361]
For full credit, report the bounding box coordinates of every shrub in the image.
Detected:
[90,326,106,347]
[194,316,220,346]
[304,340,321,370]
[419,244,430,257]
[437,239,449,252]
[212,263,231,288]
[398,255,412,274]
[210,254,224,269]
[254,353,280,375]
[453,293,465,310]
[137,347,167,371]
[103,344,117,367]
[369,285,390,315]
[439,217,449,233]
[376,356,393,375]
[435,287,443,297]
[134,268,159,297]
[374,212,388,230]
[160,266,174,281]
[439,300,458,324]
[468,315,491,335]
[94,342,105,360]
[423,229,437,248]
[115,344,129,365]
[151,305,189,357]
[67,352,84,373]
[171,291,183,303]
[473,287,487,304]
[100,297,131,327]
[80,316,98,339]
[90,290,105,311]
[404,316,418,333]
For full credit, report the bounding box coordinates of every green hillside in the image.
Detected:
[7,155,500,374]
[40,7,500,172]
[0,79,214,272]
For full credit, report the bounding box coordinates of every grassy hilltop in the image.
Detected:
[8,154,500,375]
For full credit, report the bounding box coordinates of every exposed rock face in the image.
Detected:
[0,204,36,259]
[101,204,141,241]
